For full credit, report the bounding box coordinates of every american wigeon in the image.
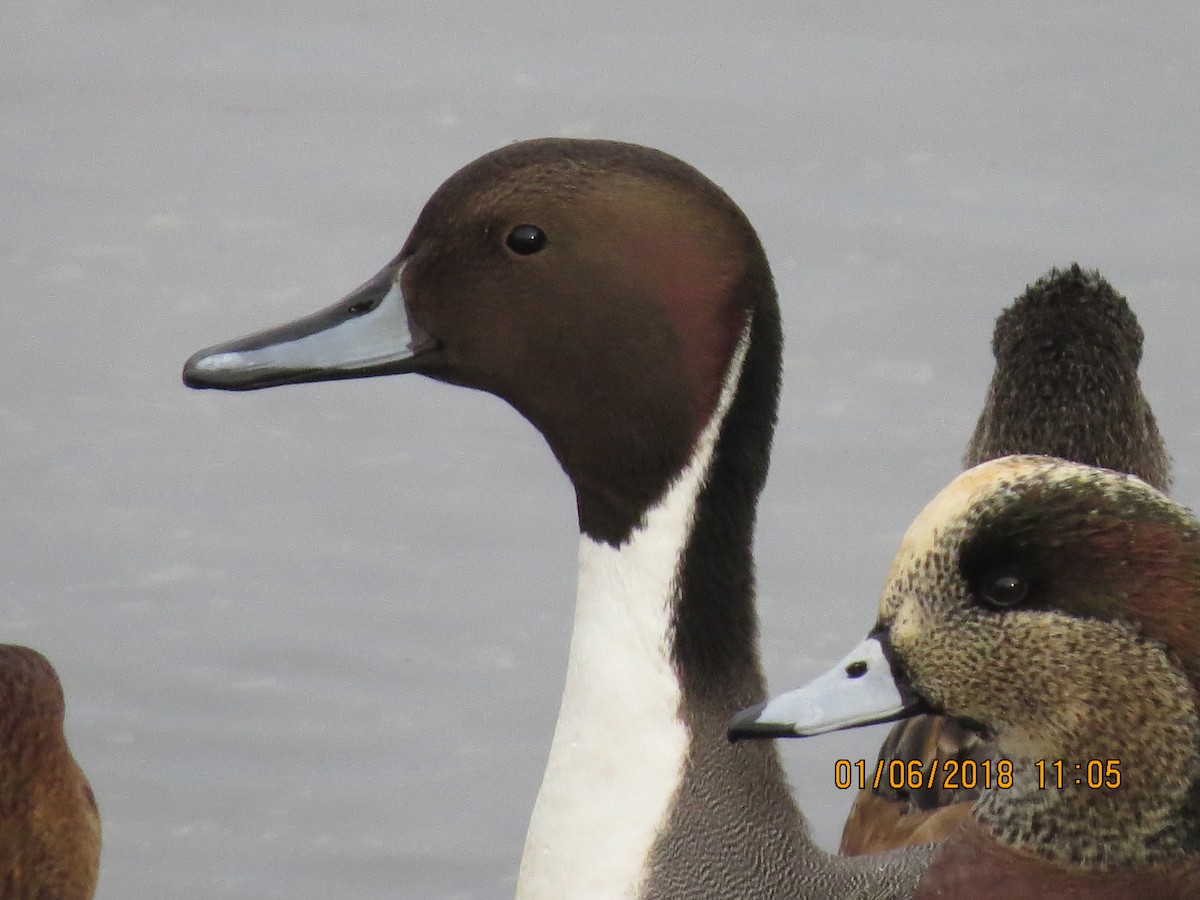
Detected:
[843,265,1173,856]
[733,455,1200,898]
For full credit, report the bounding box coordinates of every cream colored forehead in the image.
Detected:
[885,455,1085,587]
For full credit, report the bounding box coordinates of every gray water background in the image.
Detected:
[3,2,1199,897]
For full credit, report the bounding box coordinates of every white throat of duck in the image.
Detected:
[515,322,752,899]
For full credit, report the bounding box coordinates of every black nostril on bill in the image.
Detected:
[845,660,868,679]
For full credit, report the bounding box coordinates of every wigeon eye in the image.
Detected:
[980,572,1029,609]
[506,224,547,255]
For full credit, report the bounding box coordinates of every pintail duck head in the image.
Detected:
[188,139,937,897]
[735,455,1200,882]
[184,138,776,547]
[0,644,101,900]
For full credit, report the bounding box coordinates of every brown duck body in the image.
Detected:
[842,265,1172,856]
[0,645,100,900]
[913,819,1200,899]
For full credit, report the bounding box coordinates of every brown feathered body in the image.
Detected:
[0,646,100,900]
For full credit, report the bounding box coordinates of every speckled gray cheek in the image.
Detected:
[969,618,1200,871]
[884,528,973,625]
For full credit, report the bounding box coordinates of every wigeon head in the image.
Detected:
[846,266,1173,858]
[735,456,1200,890]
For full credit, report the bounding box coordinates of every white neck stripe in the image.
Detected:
[515,321,752,899]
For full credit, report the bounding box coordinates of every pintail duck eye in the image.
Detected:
[506,224,547,255]
[980,572,1029,609]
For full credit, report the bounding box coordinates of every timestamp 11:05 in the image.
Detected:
[1035,759,1122,789]
[834,758,1123,791]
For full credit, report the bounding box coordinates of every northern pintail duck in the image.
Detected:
[184,138,932,898]
[0,644,100,900]
[733,455,1200,898]
[841,265,1173,856]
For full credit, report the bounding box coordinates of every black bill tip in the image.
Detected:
[727,702,797,742]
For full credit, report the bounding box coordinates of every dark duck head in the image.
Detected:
[965,264,1169,488]
[185,138,932,898]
